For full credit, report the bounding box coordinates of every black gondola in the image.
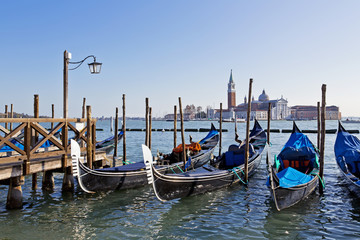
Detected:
[71,124,219,193]
[143,120,267,202]
[267,122,320,211]
[334,121,360,196]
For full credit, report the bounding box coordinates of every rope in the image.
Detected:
[176,164,184,173]
[315,173,326,189]
[232,167,247,185]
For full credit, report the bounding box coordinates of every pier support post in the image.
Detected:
[32,94,39,190]
[62,166,74,192]
[6,176,24,209]
[42,170,55,191]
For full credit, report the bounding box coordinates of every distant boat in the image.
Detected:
[343,119,360,123]
[219,118,246,123]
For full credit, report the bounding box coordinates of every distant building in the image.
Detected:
[290,105,341,120]
[227,70,236,109]
[213,70,291,120]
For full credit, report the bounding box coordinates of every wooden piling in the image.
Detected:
[317,102,321,150]
[244,78,253,183]
[86,105,93,169]
[266,102,271,167]
[145,98,149,147]
[42,170,54,192]
[123,94,126,163]
[179,97,186,167]
[113,107,118,164]
[81,98,86,148]
[51,104,54,129]
[62,111,73,192]
[82,98,86,119]
[149,107,152,150]
[10,104,13,131]
[319,84,326,194]
[32,94,39,190]
[174,105,177,148]
[6,176,23,209]
[5,105,8,129]
[219,103,223,156]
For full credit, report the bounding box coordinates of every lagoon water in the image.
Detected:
[0,120,359,239]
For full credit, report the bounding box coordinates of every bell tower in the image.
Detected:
[227,70,236,109]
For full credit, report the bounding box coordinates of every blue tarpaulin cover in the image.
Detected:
[276,167,314,188]
[277,124,318,170]
[335,124,360,177]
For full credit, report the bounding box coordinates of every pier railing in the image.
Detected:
[0,118,96,176]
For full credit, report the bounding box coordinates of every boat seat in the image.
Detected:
[96,162,146,172]
[173,165,227,177]
[223,144,255,168]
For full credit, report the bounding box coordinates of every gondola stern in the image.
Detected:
[142,144,154,185]
[70,140,95,194]
[142,144,169,202]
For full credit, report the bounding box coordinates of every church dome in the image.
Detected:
[259,90,269,102]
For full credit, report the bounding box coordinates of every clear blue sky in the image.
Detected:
[1,1,359,118]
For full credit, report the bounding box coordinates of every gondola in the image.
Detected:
[71,124,219,193]
[334,121,360,195]
[267,122,320,211]
[143,120,267,202]
[95,131,123,154]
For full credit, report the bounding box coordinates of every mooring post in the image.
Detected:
[86,105,93,169]
[174,105,177,148]
[4,105,8,129]
[219,103,223,156]
[122,94,126,164]
[317,101,321,150]
[10,104,13,131]
[113,107,118,166]
[6,176,24,209]
[81,98,86,148]
[244,78,253,183]
[319,85,326,194]
[149,107,152,150]
[266,102,271,167]
[32,94,39,190]
[145,98,149,147]
[179,97,186,167]
[82,98,86,119]
[51,104,55,129]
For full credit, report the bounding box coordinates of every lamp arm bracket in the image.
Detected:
[69,55,96,71]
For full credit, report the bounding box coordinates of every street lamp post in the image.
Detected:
[63,50,102,118]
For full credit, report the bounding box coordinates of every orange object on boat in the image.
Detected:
[173,142,201,153]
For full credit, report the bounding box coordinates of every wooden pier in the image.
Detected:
[0,117,105,209]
